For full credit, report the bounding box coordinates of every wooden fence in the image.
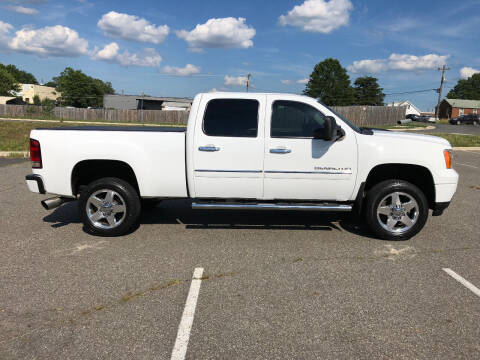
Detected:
[0,104,406,127]
[331,105,407,127]
[0,104,189,125]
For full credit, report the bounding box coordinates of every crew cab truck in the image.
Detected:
[25,92,459,240]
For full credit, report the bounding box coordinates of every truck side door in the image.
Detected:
[263,95,358,201]
[191,95,266,199]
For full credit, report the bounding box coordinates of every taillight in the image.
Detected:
[30,138,42,169]
[443,149,452,169]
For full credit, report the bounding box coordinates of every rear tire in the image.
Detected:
[79,177,141,236]
[364,180,428,240]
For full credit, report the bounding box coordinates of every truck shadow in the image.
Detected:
[43,199,376,239]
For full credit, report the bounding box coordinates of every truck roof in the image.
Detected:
[200,92,310,98]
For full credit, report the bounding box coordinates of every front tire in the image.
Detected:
[365,180,428,240]
[79,177,141,236]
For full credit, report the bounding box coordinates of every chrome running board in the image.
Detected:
[192,202,352,212]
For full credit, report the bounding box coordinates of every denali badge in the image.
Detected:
[314,166,352,174]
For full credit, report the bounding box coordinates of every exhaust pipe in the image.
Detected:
[41,196,74,210]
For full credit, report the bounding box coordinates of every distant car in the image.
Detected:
[449,114,480,125]
[406,114,436,123]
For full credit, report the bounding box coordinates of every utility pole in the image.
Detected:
[141,91,144,123]
[435,65,450,119]
[246,74,251,93]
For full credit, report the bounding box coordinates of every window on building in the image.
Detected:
[271,100,326,138]
[203,99,259,137]
[459,108,464,115]
[473,109,478,114]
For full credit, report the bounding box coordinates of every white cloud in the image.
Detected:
[177,17,255,51]
[459,66,479,79]
[0,21,13,47]
[297,78,309,84]
[388,53,449,71]
[161,64,201,76]
[347,59,387,74]
[348,53,450,73]
[98,11,169,44]
[92,42,162,67]
[6,5,39,15]
[209,88,218,93]
[224,75,248,87]
[279,0,353,33]
[281,79,292,85]
[9,25,89,57]
[92,42,119,61]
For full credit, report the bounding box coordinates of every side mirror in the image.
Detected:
[314,116,337,140]
[313,116,344,141]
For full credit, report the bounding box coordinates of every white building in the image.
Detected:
[386,100,421,116]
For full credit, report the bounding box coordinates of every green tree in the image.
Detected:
[54,67,115,108]
[0,63,38,84]
[33,95,41,105]
[303,58,355,106]
[0,68,20,96]
[447,73,480,100]
[353,76,385,105]
[44,81,58,88]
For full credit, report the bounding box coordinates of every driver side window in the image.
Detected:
[271,100,326,138]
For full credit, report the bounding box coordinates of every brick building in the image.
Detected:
[438,99,480,119]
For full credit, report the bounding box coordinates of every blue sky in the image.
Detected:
[1,0,479,111]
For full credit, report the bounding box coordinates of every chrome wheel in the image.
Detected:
[376,192,419,234]
[86,189,126,229]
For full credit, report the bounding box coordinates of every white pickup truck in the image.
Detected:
[26,92,458,239]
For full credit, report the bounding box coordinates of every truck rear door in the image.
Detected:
[191,94,266,199]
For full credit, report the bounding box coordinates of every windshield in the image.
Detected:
[317,101,362,133]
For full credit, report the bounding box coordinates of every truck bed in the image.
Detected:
[35,126,186,132]
[30,126,188,198]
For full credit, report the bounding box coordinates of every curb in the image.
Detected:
[0,151,29,158]
[388,126,435,131]
[453,147,480,151]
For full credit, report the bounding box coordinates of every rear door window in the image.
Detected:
[203,99,259,137]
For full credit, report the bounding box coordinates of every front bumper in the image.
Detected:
[26,174,45,194]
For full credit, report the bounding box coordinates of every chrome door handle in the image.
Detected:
[199,145,220,152]
[270,148,291,154]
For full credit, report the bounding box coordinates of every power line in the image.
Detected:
[384,88,437,96]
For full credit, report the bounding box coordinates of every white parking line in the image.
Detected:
[171,267,204,360]
[443,268,480,298]
[456,162,479,169]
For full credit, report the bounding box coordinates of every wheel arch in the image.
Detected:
[71,159,140,196]
[364,163,436,209]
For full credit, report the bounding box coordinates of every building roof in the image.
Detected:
[386,100,421,113]
[443,98,480,108]
[104,94,192,103]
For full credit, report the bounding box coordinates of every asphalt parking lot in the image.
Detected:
[1,150,479,360]
[418,123,480,135]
